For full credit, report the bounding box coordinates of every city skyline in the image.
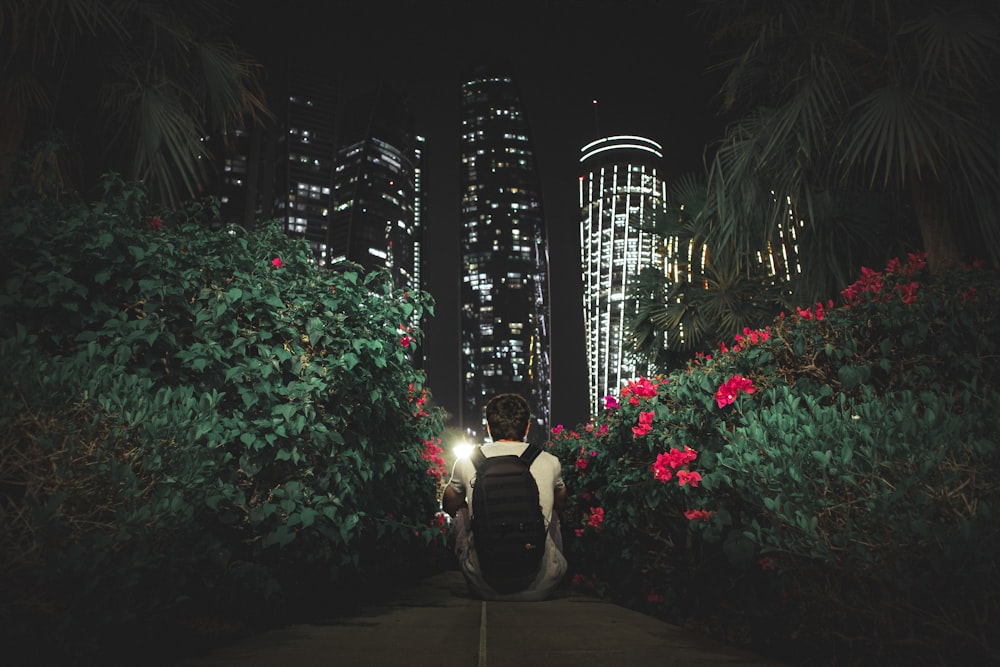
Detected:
[237,1,729,432]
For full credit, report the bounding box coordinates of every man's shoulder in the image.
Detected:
[481,443,558,459]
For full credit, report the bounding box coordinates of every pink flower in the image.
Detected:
[897,281,919,305]
[631,410,655,438]
[586,507,605,530]
[622,377,659,399]
[604,395,619,410]
[758,556,777,571]
[597,424,608,436]
[714,374,756,408]
[401,335,411,347]
[907,251,927,272]
[272,257,284,268]
[684,508,714,522]
[574,528,585,538]
[575,458,588,470]
[552,424,565,436]
[652,446,698,482]
[676,470,702,487]
[148,216,162,231]
[651,457,673,482]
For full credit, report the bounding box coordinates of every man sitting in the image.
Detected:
[442,393,567,601]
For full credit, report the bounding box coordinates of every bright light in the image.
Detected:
[453,442,475,459]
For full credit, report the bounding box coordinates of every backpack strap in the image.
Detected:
[470,445,487,472]
[519,444,542,466]
[471,444,540,471]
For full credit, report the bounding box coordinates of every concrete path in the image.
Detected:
[179,570,786,667]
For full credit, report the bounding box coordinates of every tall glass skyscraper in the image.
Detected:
[330,85,425,294]
[578,135,667,416]
[280,68,338,254]
[459,67,551,440]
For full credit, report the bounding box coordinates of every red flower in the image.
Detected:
[714,374,756,408]
[651,458,673,482]
[586,507,605,529]
[684,508,715,522]
[896,281,919,305]
[148,216,162,231]
[631,410,655,438]
[271,257,284,268]
[401,335,411,347]
[677,470,702,487]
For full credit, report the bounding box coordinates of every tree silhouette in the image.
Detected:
[1,0,269,206]
[696,0,1000,279]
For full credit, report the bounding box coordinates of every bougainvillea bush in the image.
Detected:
[550,254,1000,666]
[0,176,447,660]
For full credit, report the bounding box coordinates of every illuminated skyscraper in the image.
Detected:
[279,68,338,255]
[578,135,667,416]
[459,67,551,439]
[330,85,425,294]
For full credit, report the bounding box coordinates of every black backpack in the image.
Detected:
[469,444,547,594]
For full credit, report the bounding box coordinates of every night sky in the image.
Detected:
[240,1,729,432]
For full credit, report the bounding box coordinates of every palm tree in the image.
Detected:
[695,0,1000,279]
[628,172,786,369]
[0,0,269,207]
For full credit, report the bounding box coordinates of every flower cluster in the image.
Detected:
[795,301,831,321]
[632,410,655,438]
[842,252,927,304]
[651,445,699,485]
[684,508,715,522]
[407,383,430,418]
[549,424,584,444]
[420,437,447,480]
[714,374,756,408]
[620,376,662,405]
[585,506,604,530]
[719,327,772,355]
[399,323,414,348]
[574,446,598,471]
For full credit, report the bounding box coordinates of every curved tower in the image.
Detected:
[459,67,551,439]
[578,135,666,416]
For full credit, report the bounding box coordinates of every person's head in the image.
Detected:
[484,393,531,441]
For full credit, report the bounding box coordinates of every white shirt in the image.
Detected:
[447,441,567,601]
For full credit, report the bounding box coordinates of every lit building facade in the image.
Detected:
[279,70,338,259]
[330,85,425,294]
[578,135,667,416]
[459,67,551,440]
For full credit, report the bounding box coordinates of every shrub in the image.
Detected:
[550,253,1000,665]
[0,175,448,661]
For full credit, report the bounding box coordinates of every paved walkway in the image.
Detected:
[179,569,786,667]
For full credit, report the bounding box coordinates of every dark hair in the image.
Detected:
[484,393,531,441]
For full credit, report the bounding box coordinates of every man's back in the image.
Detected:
[447,442,567,601]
